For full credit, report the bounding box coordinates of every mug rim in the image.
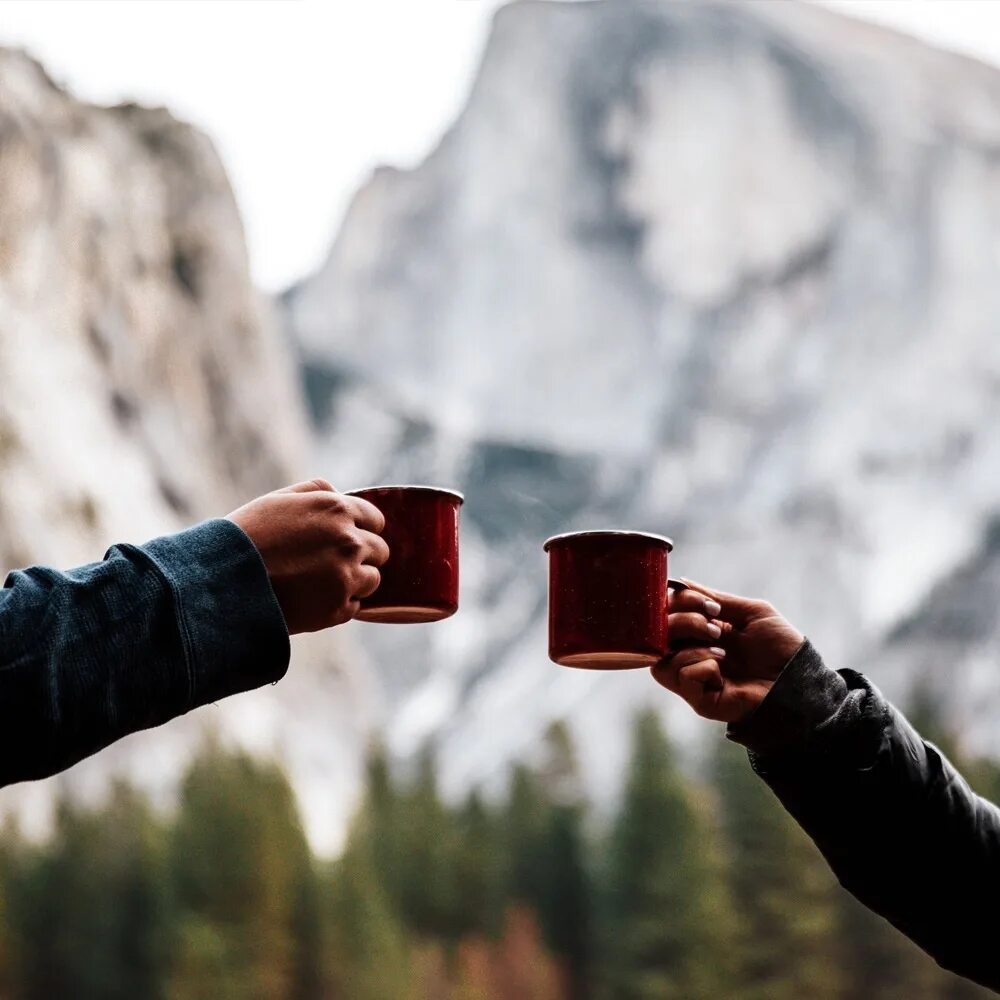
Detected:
[344,484,465,504]
[543,530,674,552]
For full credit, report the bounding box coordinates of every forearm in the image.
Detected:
[0,519,289,784]
[729,642,1000,989]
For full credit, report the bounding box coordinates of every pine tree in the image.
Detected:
[168,741,321,1000]
[837,891,946,1000]
[166,917,245,1000]
[0,845,8,997]
[289,846,327,1000]
[365,741,404,908]
[713,734,842,1000]
[600,710,735,1000]
[503,763,550,911]
[0,816,27,997]
[535,722,592,999]
[453,791,504,938]
[328,815,413,1000]
[17,782,171,1000]
[395,745,458,940]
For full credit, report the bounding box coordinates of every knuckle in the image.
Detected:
[336,536,364,562]
[312,502,349,534]
[321,515,354,547]
[311,477,336,492]
[308,486,344,510]
[322,492,348,514]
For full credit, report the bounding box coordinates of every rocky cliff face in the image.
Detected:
[286,0,1000,800]
[0,50,367,851]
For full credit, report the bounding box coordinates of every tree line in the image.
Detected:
[0,701,993,999]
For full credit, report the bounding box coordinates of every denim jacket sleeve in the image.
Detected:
[0,518,290,785]
[727,641,1000,991]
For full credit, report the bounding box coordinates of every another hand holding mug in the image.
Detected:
[653,580,804,722]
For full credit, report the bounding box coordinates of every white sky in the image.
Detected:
[1,0,999,292]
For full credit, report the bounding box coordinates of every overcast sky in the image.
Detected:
[2,0,998,291]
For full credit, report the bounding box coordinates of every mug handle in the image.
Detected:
[667,578,687,594]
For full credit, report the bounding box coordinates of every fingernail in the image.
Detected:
[709,647,727,658]
[706,622,722,638]
[704,599,722,617]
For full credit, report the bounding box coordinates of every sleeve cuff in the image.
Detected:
[134,518,290,708]
[726,639,849,756]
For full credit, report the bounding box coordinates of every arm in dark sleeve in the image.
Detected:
[0,518,289,785]
[728,641,1000,991]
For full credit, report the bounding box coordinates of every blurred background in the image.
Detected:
[2,0,1000,996]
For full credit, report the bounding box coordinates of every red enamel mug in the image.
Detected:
[344,485,463,624]
[543,530,684,669]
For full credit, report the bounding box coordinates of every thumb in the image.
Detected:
[678,578,767,627]
[277,478,337,494]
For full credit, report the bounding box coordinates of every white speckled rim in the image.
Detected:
[345,485,465,504]
[543,530,674,552]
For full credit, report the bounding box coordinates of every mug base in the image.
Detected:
[356,604,457,624]
[553,650,661,670]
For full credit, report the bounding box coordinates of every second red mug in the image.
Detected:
[543,530,684,669]
[345,485,463,624]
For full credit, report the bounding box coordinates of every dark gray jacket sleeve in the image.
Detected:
[727,641,1000,991]
[0,518,289,785]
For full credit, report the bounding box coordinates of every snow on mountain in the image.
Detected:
[285,0,1000,802]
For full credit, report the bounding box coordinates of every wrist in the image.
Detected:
[726,640,848,756]
[733,676,781,724]
[767,630,806,680]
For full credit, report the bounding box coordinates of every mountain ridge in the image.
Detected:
[285,0,1000,804]
[0,48,368,852]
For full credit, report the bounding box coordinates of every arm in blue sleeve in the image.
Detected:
[0,518,289,785]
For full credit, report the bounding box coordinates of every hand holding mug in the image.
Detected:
[228,479,389,634]
[652,580,804,722]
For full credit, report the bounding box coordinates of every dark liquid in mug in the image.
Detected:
[347,486,462,624]
[546,533,671,669]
